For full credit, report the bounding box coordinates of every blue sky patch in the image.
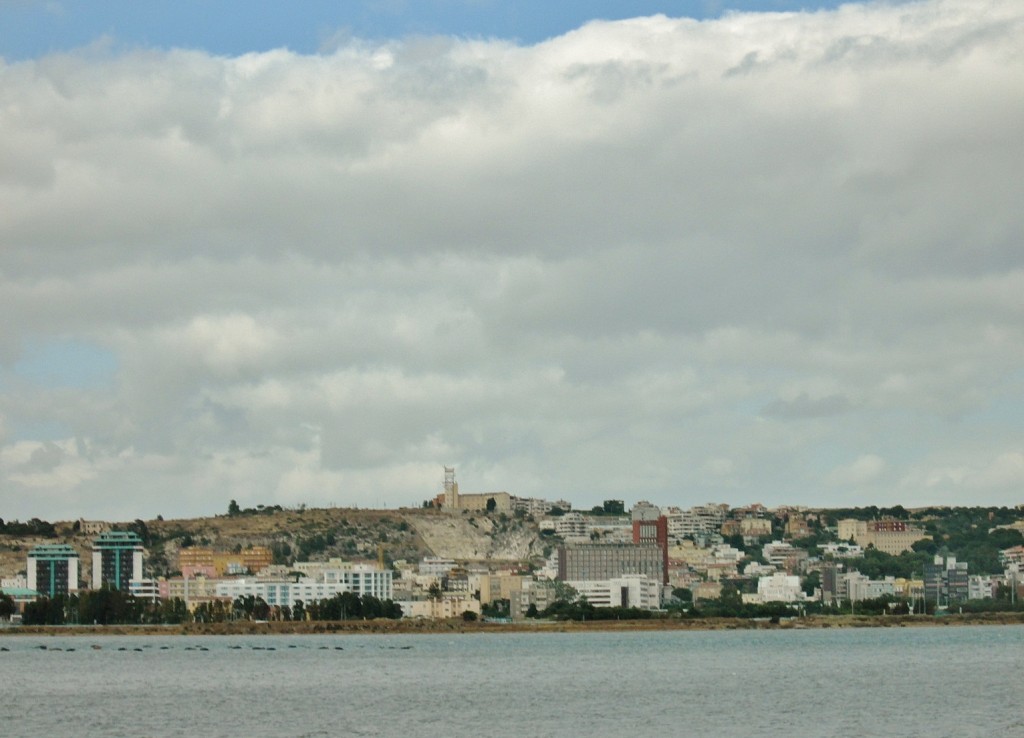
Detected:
[11,339,118,390]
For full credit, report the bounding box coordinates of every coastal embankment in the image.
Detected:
[8,611,1024,637]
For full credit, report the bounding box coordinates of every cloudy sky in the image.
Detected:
[1,0,1022,521]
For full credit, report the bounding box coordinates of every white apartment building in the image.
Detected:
[711,544,744,565]
[743,562,778,577]
[554,512,589,539]
[821,542,864,559]
[419,557,457,577]
[293,560,394,600]
[665,503,729,540]
[216,578,348,608]
[762,540,809,571]
[968,575,995,600]
[586,517,634,544]
[566,575,662,610]
[511,497,572,517]
[842,572,897,602]
[129,578,160,600]
[752,572,806,603]
[215,564,393,607]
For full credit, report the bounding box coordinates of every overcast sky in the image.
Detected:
[1,0,1022,521]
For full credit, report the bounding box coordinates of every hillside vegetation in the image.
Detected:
[0,506,545,581]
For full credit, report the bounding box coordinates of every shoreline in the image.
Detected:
[6,611,1024,637]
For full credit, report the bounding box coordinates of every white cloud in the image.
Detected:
[827,454,887,487]
[1,0,1022,519]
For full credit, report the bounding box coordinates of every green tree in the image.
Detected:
[228,499,241,516]
[801,571,821,597]
[0,592,16,619]
[671,587,693,602]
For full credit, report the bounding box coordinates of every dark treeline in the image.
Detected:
[534,599,655,622]
[0,518,57,537]
[21,590,402,626]
[193,592,403,623]
[22,589,181,626]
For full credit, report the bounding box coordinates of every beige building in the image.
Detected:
[178,546,273,577]
[401,595,481,619]
[472,573,528,604]
[157,576,224,610]
[452,492,512,513]
[739,518,773,538]
[693,581,723,601]
[437,467,512,513]
[838,519,927,555]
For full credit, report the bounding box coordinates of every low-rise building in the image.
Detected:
[692,581,723,601]
[739,517,773,540]
[762,540,809,573]
[842,572,897,602]
[511,497,572,517]
[178,546,273,578]
[821,542,864,559]
[214,560,393,608]
[510,578,560,618]
[745,572,806,603]
[784,515,812,539]
[553,512,589,539]
[743,562,777,578]
[157,575,224,609]
[129,578,160,600]
[294,559,394,600]
[419,557,457,577]
[968,575,995,600]
[399,595,481,619]
[999,545,1024,567]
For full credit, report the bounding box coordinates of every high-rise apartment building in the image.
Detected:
[27,544,80,597]
[91,531,144,591]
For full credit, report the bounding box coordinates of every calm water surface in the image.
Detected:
[1,625,1021,737]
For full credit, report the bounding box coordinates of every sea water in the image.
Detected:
[1,625,1021,737]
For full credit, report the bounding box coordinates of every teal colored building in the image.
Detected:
[27,544,80,597]
[91,531,144,591]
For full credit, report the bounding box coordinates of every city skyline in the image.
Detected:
[1,0,1022,520]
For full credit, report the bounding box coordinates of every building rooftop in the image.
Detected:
[93,530,144,547]
[28,544,80,558]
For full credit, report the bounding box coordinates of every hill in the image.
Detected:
[0,506,546,582]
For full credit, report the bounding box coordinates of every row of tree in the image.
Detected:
[18,590,403,626]
[0,518,57,537]
[21,589,176,626]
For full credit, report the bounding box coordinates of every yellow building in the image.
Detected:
[473,573,528,604]
[837,519,927,555]
[178,546,273,577]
